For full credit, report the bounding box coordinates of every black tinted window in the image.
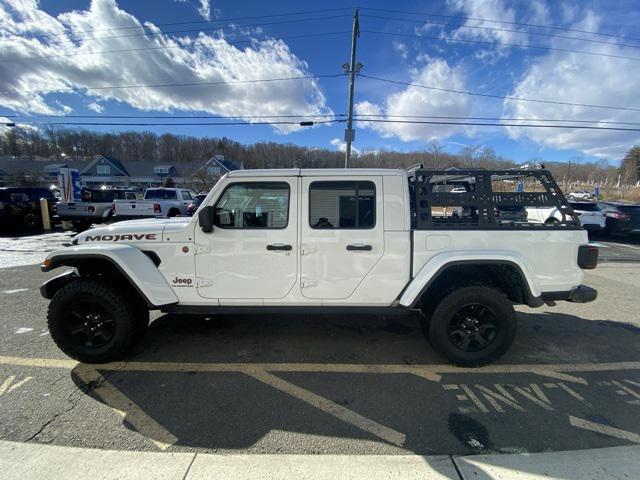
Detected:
[145,189,177,200]
[570,202,600,212]
[309,181,375,229]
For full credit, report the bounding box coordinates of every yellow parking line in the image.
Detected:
[2,356,640,382]
[74,365,178,451]
[569,416,640,444]
[245,369,406,447]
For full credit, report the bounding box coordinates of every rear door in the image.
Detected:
[300,177,384,299]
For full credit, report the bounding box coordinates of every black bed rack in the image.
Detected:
[408,168,581,230]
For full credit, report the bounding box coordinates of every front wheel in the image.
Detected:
[428,286,517,366]
[47,280,136,363]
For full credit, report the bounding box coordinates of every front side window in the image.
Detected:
[181,191,193,200]
[214,182,289,229]
[309,181,375,229]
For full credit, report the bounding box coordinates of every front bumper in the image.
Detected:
[542,285,598,304]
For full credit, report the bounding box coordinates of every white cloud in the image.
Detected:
[330,137,359,155]
[197,0,211,21]
[445,0,526,61]
[392,40,408,61]
[87,101,104,113]
[0,0,332,133]
[502,12,640,159]
[355,59,471,142]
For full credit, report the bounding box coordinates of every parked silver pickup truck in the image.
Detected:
[57,188,137,231]
[113,188,197,219]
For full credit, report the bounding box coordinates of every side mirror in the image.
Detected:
[198,205,215,233]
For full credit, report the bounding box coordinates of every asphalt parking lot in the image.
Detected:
[0,231,639,456]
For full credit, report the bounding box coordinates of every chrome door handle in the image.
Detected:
[346,244,372,251]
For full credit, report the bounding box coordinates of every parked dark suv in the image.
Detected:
[598,202,640,235]
[0,187,58,230]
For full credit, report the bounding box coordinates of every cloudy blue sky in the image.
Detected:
[1,0,639,164]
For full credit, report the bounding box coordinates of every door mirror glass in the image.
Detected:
[198,205,215,233]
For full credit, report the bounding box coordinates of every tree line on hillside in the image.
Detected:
[1,127,637,187]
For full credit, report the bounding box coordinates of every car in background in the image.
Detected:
[187,193,207,216]
[568,190,595,201]
[57,188,137,231]
[527,202,605,232]
[113,187,197,219]
[598,202,640,235]
[0,187,58,230]
[569,202,606,232]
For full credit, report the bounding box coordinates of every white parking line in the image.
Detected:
[2,289,28,294]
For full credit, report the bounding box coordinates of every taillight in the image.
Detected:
[578,245,598,269]
[494,208,500,217]
[88,205,95,213]
[154,203,161,213]
[112,203,116,213]
[523,210,528,218]
[608,212,630,220]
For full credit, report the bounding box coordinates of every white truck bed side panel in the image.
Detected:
[401,229,587,307]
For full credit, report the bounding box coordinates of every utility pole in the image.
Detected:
[343,8,361,168]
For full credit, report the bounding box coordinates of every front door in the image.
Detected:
[195,179,297,300]
[300,177,384,299]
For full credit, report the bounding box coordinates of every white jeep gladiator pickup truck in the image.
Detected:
[113,187,196,219]
[40,168,598,366]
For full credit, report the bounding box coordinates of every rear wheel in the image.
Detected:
[428,286,517,366]
[168,208,180,217]
[47,280,136,363]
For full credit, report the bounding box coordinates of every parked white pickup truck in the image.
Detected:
[113,187,197,219]
[57,188,137,231]
[40,168,598,366]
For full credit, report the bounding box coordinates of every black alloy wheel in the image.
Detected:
[65,300,116,348]
[447,304,498,353]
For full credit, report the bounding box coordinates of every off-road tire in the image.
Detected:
[428,286,517,367]
[47,280,136,363]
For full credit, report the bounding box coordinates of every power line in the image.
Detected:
[0,31,351,63]
[4,119,344,127]
[360,14,640,51]
[6,117,640,132]
[0,14,351,51]
[0,7,354,44]
[5,113,639,127]
[363,30,640,62]
[361,7,640,44]
[353,114,640,126]
[358,74,640,112]
[355,118,640,132]
[1,113,347,119]
[0,74,345,96]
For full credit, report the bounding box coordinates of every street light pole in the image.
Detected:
[344,8,360,168]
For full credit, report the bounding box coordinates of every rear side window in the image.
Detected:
[570,202,600,212]
[214,182,290,229]
[145,189,177,200]
[309,181,375,229]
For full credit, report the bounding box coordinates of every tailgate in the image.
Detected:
[57,202,90,216]
[113,200,156,217]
